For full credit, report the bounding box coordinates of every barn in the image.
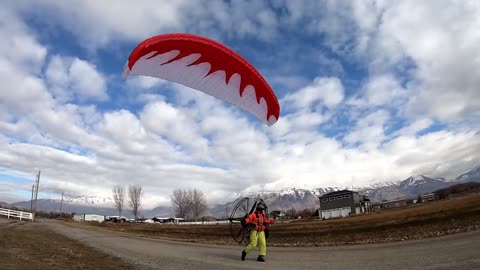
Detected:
[318,190,371,219]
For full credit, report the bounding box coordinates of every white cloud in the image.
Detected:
[0,5,52,115]
[277,1,480,123]
[269,111,329,140]
[45,56,69,98]
[0,6,47,75]
[384,130,480,179]
[126,76,167,90]
[10,0,281,49]
[349,74,407,107]
[344,110,390,147]
[0,10,109,157]
[267,77,344,138]
[269,75,310,94]
[392,118,433,138]
[0,191,26,204]
[97,110,148,154]
[139,101,210,156]
[69,58,108,100]
[46,55,108,101]
[283,77,344,110]
[1,1,480,210]
[369,1,480,122]
[0,65,54,115]
[11,0,188,48]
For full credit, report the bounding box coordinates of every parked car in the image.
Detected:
[105,216,128,223]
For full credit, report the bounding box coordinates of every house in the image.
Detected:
[420,193,436,202]
[269,210,287,219]
[318,190,371,219]
[371,202,382,212]
[151,217,185,224]
[152,217,171,223]
[382,198,409,208]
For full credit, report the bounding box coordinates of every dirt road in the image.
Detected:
[41,219,479,270]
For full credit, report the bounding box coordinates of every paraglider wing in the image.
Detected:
[123,33,280,126]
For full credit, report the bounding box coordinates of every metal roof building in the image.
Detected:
[318,190,371,219]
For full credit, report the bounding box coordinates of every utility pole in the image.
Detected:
[59,191,64,213]
[32,170,41,221]
[30,184,35,211]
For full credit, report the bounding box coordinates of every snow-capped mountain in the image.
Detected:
[10,199,118,217]
[8,198,174,219]
[358,185,406,202]
[400,175,434,188]
[218,169,479,216]
[144,205,175,218]
[311,187,340,196]
[5,165,479,219]
[455,166,480,183]
[209,187,340,218]
[398,175,451,198]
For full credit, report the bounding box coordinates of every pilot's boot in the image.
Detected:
[241,250,246,261]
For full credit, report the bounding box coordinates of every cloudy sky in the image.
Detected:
[1,0,479,208]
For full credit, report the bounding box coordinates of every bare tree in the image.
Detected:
[191,189,207,222]
[128,184,143,220]
[297,207,315,218]
[112,185,125,217]
[286,206,297,219]
[224,206,229,219]
[171,189,193,219]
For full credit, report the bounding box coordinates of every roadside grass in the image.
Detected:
[0,220,131,269]
[73,192,480,247]
[269,192,480,246]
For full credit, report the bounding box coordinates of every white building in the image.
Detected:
[73,214,105,223]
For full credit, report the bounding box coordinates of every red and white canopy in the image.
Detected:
[123,33,280,126]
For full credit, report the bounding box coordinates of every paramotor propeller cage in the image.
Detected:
[228,197,250,245]
[228,197,268,245]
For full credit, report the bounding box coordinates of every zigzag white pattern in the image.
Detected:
[124,50,277,125]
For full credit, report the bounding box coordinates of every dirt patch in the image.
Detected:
[0,219,132,270]
[69,192,480,247]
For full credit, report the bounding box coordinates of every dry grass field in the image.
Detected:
[72,192,480,247]
[0,219,131,270]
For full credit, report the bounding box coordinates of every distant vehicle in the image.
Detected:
[105,216,128,223]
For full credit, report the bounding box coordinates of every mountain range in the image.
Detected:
[1,165,479,219]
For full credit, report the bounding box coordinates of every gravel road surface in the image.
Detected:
[41,219,480,270]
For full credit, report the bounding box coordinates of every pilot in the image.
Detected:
[241,201,275,262]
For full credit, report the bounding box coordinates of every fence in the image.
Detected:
[177,220,230,225]
[0,207,34,221]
